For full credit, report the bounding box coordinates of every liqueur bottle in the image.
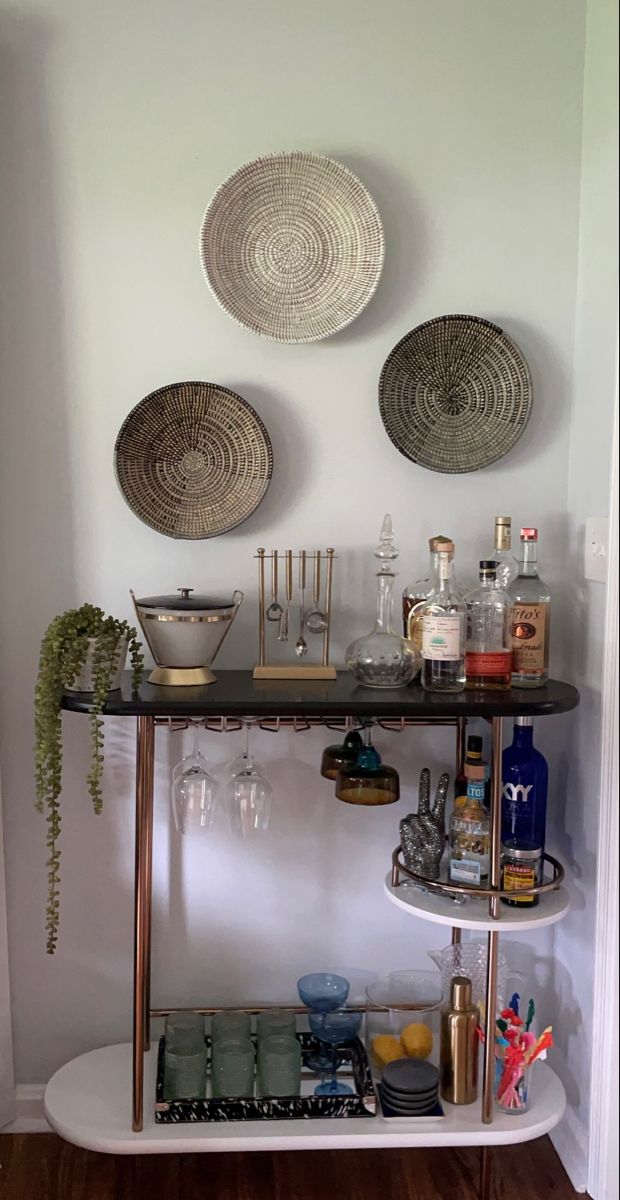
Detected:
[486,516,518,589]
[420,546,466,694]
[449,787,490,887]
[510,529,550,688]
[454,735,488,809]
[402,535,456,652]
[464,562,513,691]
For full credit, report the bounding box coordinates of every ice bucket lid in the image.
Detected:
[135,588,234,611]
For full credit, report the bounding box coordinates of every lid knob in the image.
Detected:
[177,588,194,599]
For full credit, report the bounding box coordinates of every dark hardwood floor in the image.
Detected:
[0,1133,583,1200]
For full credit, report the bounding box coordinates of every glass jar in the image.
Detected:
[346,515,420,688]
[365,971,443,1081]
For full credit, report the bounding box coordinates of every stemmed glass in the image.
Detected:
[224,721,272,838]
[297,973,350,1074]
[171,723,217,834]
[308,1009,362,1095]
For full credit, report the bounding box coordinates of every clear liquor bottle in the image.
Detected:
[510,529,550,688]
[486,516,517,589]
[402,535,455,652]
[464,561,513,691]
[420,547,466,693]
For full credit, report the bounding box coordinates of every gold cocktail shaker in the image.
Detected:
[440,975,479,1104]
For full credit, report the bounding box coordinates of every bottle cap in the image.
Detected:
[466,735,483,755]
[495,516,511,526]
[479,560,497,575]
[515,716,534,727]
[520,527,538,541]
[450,976,473,1011]
[429,535,454,553]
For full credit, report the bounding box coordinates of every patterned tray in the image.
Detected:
[155,1032,376,1123]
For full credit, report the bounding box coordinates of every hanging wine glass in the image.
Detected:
[335,725,399,806]
[224,721,272,838]
[171,723,217,834]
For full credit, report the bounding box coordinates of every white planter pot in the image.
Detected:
[65,636,128,693]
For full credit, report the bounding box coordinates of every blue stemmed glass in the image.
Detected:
[309,1010,363,1095]
[297,973,350,1074]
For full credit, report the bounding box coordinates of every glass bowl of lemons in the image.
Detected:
[365,971,443,1081]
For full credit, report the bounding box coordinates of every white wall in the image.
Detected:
[0,0,588,1098]
[549,0,619,1190]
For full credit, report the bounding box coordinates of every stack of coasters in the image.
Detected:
[378,1058,440,1116]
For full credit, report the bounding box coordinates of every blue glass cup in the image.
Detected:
[297,973,350,1074]
[309,1009,363,1095]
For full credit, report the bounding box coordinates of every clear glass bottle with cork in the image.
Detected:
[510,528,550,688]
[402,535,457,652]
[486,516,517,588]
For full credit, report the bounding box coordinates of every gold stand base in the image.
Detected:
[253,664,337,681]
[148,666,217,686]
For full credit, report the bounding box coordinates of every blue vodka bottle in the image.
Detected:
[501,717,548,851]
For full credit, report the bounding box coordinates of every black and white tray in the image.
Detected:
[155,1032,376,1123]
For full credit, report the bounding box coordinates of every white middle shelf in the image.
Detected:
[384,873,570,932]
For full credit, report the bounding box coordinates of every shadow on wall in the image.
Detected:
[0,17,77,1062]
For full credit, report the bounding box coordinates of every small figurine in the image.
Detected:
[400,768,449,880]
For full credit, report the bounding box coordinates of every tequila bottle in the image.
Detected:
[486,516,517,589]
[420,547,466,693]
[510,529,550,688]
[464,561,513,691]
[402,535,455,651]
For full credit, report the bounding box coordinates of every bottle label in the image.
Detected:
[465,651,512,676]
[501,861,538,903]
[450,858,482,885]
[511,605,549,672]
[466,780,486,804]
[422,615,462,661]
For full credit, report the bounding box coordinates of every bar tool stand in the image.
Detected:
[253,548,337,680]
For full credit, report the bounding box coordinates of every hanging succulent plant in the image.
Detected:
[34,604,143,953]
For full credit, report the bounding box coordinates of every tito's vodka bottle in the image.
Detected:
[486,516,517,588]
[421,546,466,693]
[510,529,550,688]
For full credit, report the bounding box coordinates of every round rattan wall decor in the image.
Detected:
[378,315,532,474]
[200,151,384,343]
[114,382,273,539]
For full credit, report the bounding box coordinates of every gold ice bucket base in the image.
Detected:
[148,665,217,687]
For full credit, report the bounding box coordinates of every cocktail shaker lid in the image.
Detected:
[450,976,473,1012]
[135,587,234,611]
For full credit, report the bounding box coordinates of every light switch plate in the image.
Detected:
[584,517,609,583]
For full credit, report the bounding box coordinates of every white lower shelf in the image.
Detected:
[384,874,570,931]
[44,1043,566,1155]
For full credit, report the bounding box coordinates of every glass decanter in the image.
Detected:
[346,515,420,688]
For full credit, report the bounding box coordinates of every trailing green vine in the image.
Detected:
[34,604,143,953]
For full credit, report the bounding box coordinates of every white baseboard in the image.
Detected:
[3,1085,49,1133]
[551,1106,589,1193]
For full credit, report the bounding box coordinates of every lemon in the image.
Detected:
[400,1021,433,1060]
[371,1034,404,1067]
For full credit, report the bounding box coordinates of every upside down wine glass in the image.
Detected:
[308,1010,363,1095]
[171,723,217,834]
[225,721,272,838]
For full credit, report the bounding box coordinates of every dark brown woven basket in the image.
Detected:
[378,315,532,474]
[114,382,273,539]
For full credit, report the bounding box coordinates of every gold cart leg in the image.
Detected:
[133,714,155,1133]
[479,1145,493,1200]
[451,927,462,945]
[143,727,155,1051]
[451,718,467,948]
[482,716,503,1125]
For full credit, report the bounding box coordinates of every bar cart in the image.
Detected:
[44,672,578,1200]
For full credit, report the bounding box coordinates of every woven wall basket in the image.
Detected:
[378,315,532,474]
[114,382,273,539]
[200,151,384,343]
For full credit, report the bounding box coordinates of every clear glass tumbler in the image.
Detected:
[211,1037,255,1099]
[164,1044,208,1099]
[258,1034,302,1097]
[211,1010,252,1044]
[256,1010,297,1045]
[165,1010,205,1053]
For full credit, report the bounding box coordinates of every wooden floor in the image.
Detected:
[0,1133,583,1200]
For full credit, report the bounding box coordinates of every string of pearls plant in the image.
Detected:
[34,604,143,954]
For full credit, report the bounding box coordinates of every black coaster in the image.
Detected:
[382,1058,439,1095]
